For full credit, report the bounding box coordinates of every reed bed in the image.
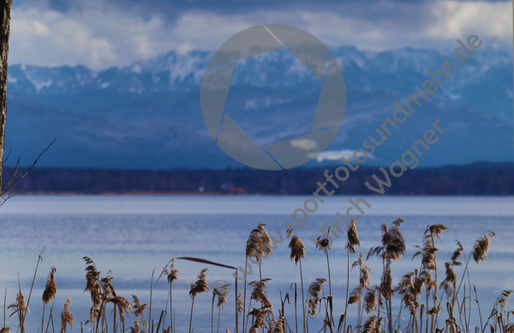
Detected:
[2,218,511,333]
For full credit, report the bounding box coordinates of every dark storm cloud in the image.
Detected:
[16,0,510,19]
[9,0,511,69]
[17,0,509,36]
[42,0,423,15]
[44,0,508,13]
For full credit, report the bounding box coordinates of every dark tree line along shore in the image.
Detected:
[5,161,513,195]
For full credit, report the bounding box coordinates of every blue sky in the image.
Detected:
[8,0,513,70]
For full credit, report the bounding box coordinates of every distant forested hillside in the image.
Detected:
[5,162,514,195]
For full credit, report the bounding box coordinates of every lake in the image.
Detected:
[1,195,513,333]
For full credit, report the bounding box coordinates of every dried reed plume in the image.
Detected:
[214,283,229,308]
[347,220,361,254]
[375,317,384,333]
[496,290,514,312]
[42,267,57,333]
[258,222,273,257]
[428,224,449,239]
[247,279,272,333]
[8,291,28,333]
[237,291,243,313]
[315,234,331,252]
[166,257,178,333]
[249,278,272,309]
[379,267,394,300]
[397,272,421,318]
[288,233,306,332]
[132,295,147,318]
[189,268,210,333]
[248,307,271,333]
[421,270,435,292]
[397,272,415,295]
[420,223,448,314]
[242,223,273,333]
[307,296,318,317]
[353,252,372,290]
[167,258,179,284]
[109,295,132,313]
[405,293,420,318]
[364,286,380,315]
[385,218,406,260]
[349,252,372,327]
[130,320,140,333]
[212,283,229,333]
[308,278,326,299]
[246,228,264,261]
[217,294,227,308]
[307,278,326,316]
[60,298,73,333]
[246,224,272,258]
[349,286,363,305]
[289,235,305,264]
[368,218,406,261]
[363,315,383,333]
[472,231,496,263]
[353,251,364,269]
[90,281,102,311]
[101,276,115,297]
[451,240,464,266]
[361,266,371,289]
[418,236,438,271]
[315,230,333,296]
[9,292,29,317]
[189,268,210,298]
[83,257,101,292]
[43,267,57,304]
[363,315,376,333]
[343,220,361,331]
[108,295,132,331]
[412,273,424,297]
[440,262,457,295]
[368,218,405,333]
[427,305,442,315]
[274,311,285,333]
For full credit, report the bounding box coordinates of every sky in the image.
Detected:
[8,0,513,70]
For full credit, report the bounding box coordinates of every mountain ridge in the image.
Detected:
[4,44,513,170]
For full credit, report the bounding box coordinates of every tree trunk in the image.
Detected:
[0,0,11,194]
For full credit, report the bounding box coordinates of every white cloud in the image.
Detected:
[11,7,117,68]
[427,1,512,39]
[8,1,513,70]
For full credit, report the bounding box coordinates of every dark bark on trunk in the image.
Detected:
[0,0,11,194]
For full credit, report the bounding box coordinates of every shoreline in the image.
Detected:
[10,191,514,196]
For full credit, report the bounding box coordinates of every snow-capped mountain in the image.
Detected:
[4,44,513,169]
